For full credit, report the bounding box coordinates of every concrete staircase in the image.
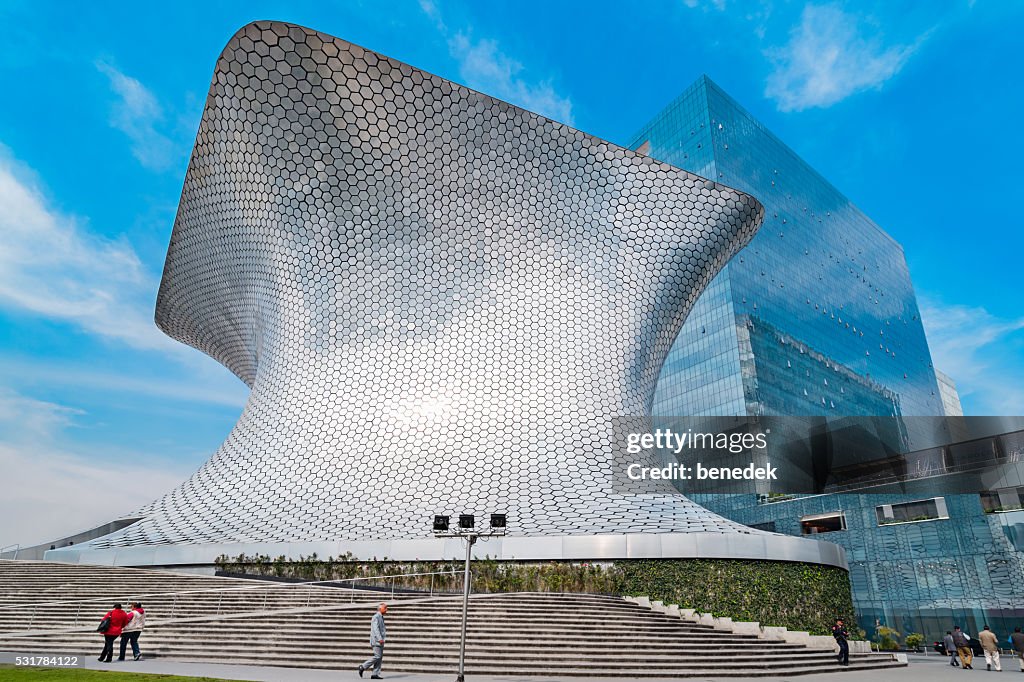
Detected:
[0,560,904,677]
[0,560,406,627]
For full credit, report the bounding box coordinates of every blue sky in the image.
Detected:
[1,0,1022,545]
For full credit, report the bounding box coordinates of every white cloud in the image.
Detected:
[449,33,574,125]
[0,358,247,408]
[919,297,1024,415]
[765,3,921,112]
[0,389,82,441]
[683,0,728,10]
[418,0,446,31]
[415,3,573,126]
[0,148,184,353]
[96,61,178,171]
[0,390,191,547]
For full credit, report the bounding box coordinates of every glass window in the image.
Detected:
[800,511,846,534]
[756,492,795,504]
[748,520,777,532]
[875,497,948,526]
[980,487,1024,514]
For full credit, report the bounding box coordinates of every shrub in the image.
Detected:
[875,626,901,651]
[905,632,924,650]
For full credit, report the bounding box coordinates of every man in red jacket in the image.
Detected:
[98,603,131,663]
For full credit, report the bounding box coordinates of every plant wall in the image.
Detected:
[215,553,854,635]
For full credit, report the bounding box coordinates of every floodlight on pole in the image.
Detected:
[432,512,506,682]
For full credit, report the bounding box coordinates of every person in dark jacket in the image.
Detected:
[1011,627,1024,672]
[98,603,132,663]
[952,626,974,669]
[832,619,849,666]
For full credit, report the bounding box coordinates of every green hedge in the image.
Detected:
[616,559,854,635]
[215,553,853,635]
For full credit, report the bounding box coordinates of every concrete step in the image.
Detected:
[3,606,760,621]
[0,632,812,652]
[0,605,723,619]
[0,622,782,643]
[8,645,901,677]
[0,634,839,655]
[0,625,798,642]
[0,637,893,664]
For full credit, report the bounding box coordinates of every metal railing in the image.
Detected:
[287,569,464,604]
[5,569,461,630]
[0,544,19,560]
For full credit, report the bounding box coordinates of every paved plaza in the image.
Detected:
[9,651,1016,682]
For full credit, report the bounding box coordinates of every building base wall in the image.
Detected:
[43,531,847,569]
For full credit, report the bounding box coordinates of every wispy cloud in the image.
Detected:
[764,3,922,112]
[448,34,574,125]
[96,61,178,171]
[0,358,247,409]
[682,0,728,10]
[0,389,190,546]
[0,147,181,353]
[416,2,573,126]
[0,389,82,440]
[418,0,446,31]
[919,297,1024,415]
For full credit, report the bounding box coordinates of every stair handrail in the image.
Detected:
[0,568,462,625]
[0,544,19,560]
[292,568,464,605]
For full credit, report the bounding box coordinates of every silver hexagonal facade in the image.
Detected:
[92,21,773,550]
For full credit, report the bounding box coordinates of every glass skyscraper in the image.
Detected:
[633,76,944,420]
[636,76,1024,641]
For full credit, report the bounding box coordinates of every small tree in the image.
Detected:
[875,626,901,651]
[905,632,924,651]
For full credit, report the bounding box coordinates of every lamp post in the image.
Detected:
[434,512,506,682]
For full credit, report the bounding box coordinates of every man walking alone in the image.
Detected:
[979,625,1002,672]
[832,618,849,666]
[358,603,388,679]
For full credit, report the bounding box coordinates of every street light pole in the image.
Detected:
[433,513,505,682]
[456,534,477,682]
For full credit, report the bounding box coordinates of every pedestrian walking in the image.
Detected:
[944,631,960,667]
[96,603,132,663]
[953,626,974,669]
[118,601,146,661]
[358,602,388,679]
[1010,626,1024,672]
[832,618,849,666]
[979,625,1002,672]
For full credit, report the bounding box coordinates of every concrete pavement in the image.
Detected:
[9,650,1018,681]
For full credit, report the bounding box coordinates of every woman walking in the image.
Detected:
[118,602,146,661]
[97,603,131,663]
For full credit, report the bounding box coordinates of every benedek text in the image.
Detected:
[626,462,778,480]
